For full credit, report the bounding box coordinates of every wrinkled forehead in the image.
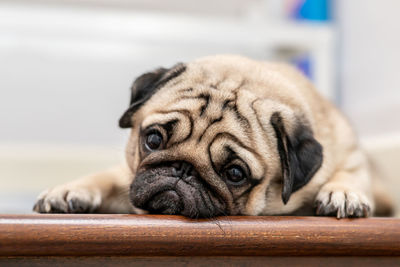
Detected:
[140,62,247,120]
[163,61,249,93]
[140,82,248,144]
[137,68,269,180]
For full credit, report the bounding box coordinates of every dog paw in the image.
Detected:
[33,186,101,213]
[314,184,372,218]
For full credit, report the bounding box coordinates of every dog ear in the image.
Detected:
[270,112,323,204]
[119,63,186,128]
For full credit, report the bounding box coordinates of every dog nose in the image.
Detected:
[171,161,195,178]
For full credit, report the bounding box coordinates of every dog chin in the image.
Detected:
[129,164,225,218]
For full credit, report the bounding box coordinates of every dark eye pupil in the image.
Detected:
[146,132,162,150]
[226,166,245,184]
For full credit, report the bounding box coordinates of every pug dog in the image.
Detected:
[33,55,393,218]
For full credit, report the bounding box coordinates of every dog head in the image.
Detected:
[120,55,323,218]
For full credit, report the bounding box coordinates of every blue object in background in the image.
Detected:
[291,0,332,22]
[291,54,313,80]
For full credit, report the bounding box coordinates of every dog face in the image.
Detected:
[120,55,323,218]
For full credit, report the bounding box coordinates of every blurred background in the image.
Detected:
[0,0,399,214]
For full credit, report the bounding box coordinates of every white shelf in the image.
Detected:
[0,2,336,100]
[0,4,335,45]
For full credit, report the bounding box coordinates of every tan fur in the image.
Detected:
[34,55,393,217]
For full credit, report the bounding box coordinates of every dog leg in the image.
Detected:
[314,149,374,218]
[33,164,137,214]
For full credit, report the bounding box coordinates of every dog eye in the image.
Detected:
[225,165,246,185]
[145,130,163,150]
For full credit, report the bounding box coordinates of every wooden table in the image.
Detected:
[0,214,399,266]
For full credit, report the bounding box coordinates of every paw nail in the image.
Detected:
[44,202,51,213]
[316,204,323,215]
[68,200,75,212]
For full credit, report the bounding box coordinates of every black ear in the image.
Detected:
[119,63,186,128]
[270,112,323,204]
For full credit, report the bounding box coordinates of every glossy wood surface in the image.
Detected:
[0,214,399,257]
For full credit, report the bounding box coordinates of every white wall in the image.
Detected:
[338,0,400,137]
